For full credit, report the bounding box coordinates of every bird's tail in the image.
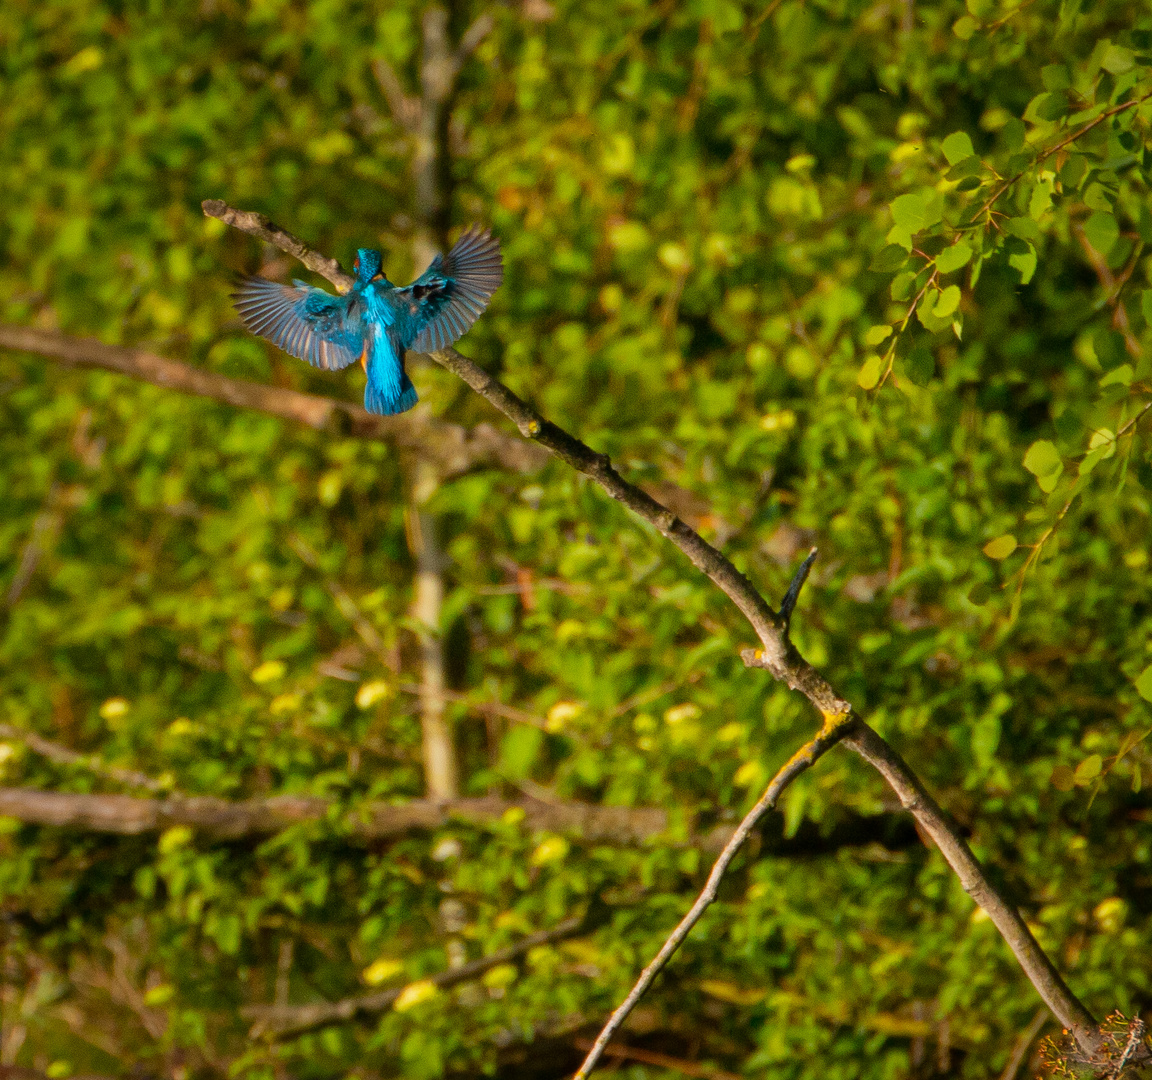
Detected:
[365,370,418,415]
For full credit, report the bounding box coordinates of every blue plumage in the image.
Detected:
[232,227,502,415]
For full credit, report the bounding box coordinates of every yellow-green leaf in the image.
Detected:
[393,980,439,1012]
[363,958,405,985]
[935,241,972,274]
[982,534,1017,559]
[865,324,893,345]
[933,285,961,317]
[858,355,882,389]
[941,131,975,166]
[1023,440,1061,478]
[1135,665,1152,703]
[1073,754,1103,785]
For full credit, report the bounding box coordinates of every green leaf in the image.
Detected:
[933,285,961,317]
[1141,289,1152,327]
[1136,665,1152,703]
[1009,243,1037,285]
[967,582,993,605]
[890,270,915,299]
[857,355,882,389]
[1041,64,1071,90]
[1100,44,1135,74]
[1023,440,1062,478]
[1060,154,1087,188]
[935,241,972,274]
[890,191,942,235]
[1083,212,1119,256]
[870,244,909,272]
[1006,217,1042,243]
[945,156,983,180]
[1074,755,1103,785]
[865,324,893,345]
[1099,364,1133,387]
[952,15,978,38]
[941,131,975,166]
[1034,91,1069,122]
[982,535,1017,559]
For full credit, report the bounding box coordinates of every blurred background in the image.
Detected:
[1,0,1151,1077]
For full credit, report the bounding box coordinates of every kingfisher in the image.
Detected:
[232,227,502,415]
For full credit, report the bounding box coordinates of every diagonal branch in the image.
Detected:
[0,724,162,793]
[573,710,857,1079]
[207,202,1107,1063]
[0,324,544,478]
[244,914,586,1038]
[201,200,353,290]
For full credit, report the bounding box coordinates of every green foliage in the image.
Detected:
[1,1,1152,1078]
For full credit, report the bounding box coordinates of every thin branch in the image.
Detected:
[0,724,162,793]
[0,323,544,478]
[371,58,422,133]
[973,88,1152,226]
[998,1009,1049,1080]
[201,200,352,290]
[573,711,857,1079]
[455,13,495,65]
[571,1039,741,1080]
[840,723,1101,1056]
[778,547,817,632]
[210,203,1107,1063]
[244,914,585,1038]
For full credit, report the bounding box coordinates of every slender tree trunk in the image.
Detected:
[407,462,457,800]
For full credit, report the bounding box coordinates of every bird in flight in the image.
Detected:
[232,227,502,415]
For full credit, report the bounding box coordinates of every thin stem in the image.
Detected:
[972,88,1152,226]
[572,710,858,1080]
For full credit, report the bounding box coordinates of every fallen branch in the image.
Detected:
[0,788,666,844]
[0,324,544,478]
[207,201,1107,1063]
[244,913,585,1038]
[0,785,916,856]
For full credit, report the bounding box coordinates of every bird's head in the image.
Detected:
[353,248,384,284]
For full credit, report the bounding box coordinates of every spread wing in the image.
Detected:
[232,278,364,371]
[402,226,503,353]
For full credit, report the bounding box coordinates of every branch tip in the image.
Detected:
[779,547,817,631]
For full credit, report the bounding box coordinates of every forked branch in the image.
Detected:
[204,200,1107,1063]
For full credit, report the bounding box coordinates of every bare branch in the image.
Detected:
[998,1009,1049,1080]
[244,914,586,1038]
[206,205,1107,1062]
[573,711,857,1079]
[455,12,495,64]
[778,546,817,632]
[201,200,353,291]
[0,323,545,478]
[841,723,1102,1058]
[371,58,422,133]
[0,787,667,844]
[0,786,914,857]
[572,1039,741,1080]
[0,723,162,793]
